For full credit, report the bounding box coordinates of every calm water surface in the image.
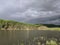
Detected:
[0,30,60,45]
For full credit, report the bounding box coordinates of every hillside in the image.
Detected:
[0,19,41,30]
[0,19,60,30]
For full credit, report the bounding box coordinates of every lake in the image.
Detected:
[0,30,60,45]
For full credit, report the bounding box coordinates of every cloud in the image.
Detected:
[9,8,54,21]
[0,0,60,24]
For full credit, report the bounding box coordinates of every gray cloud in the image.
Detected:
[0,0,60,24]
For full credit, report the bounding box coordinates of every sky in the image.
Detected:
[0,0,60,24]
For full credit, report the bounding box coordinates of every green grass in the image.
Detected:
[0,19,60,30]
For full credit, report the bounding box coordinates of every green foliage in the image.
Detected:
[46,40,57,45]
[0,19,60,30]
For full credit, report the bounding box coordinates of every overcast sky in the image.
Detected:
[0,0,60,24]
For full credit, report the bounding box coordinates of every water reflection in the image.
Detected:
[0,30,60,45]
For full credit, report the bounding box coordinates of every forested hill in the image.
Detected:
[0,19,60,30]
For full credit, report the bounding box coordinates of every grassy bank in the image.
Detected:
[0,19,60,30]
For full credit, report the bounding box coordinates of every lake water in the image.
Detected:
[0,30,60,45]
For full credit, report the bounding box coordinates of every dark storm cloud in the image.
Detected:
[27,14,60,23]
[0,0,60,24]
